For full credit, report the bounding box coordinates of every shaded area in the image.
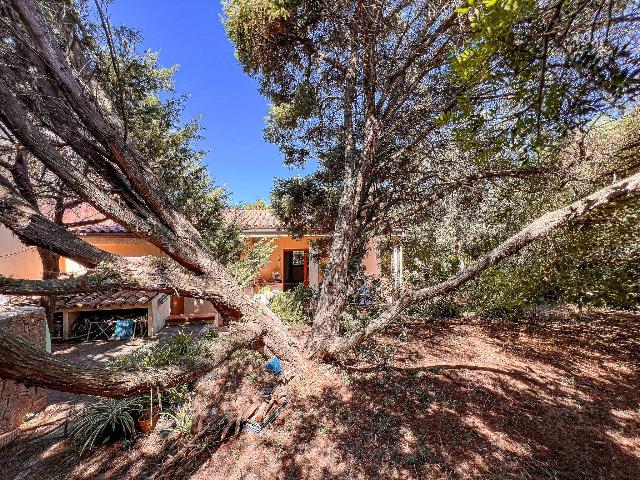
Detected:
[1,311,638,479]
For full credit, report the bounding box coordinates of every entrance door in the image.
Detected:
[283,250,308,291]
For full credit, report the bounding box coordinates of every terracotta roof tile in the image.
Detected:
[57,290,158,310]
[72,208,285,235]
[74,209,284,236]
[223,209,284,230]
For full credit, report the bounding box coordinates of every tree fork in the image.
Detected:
[328,171,640,354]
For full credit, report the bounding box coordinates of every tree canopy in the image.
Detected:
[225,0,640,355]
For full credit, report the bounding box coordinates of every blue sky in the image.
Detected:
[108,0,310,204]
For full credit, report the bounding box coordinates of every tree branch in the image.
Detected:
[329,170,640,353]
[0,320,264,398]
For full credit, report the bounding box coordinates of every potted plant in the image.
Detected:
[138,389,162,433]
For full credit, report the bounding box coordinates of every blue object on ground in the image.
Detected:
[113,319,134,340]
[266,356,282,375]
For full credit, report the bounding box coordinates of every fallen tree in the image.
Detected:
[0,321,264,397]
[0,0,639,398]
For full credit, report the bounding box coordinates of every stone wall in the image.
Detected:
[0,306,47,447]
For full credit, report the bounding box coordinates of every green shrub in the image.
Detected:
[338,310,368,334]
[71,398,143,456]
[409,297,463,319]
[268,286,314,327]
[160,401,194,436]
[163,384,191,410]
[111,329,218,371]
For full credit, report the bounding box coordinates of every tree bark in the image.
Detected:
[0,181,118,268]
[37,248,60,331]
[0,321,264,398]
[10,0,211,252]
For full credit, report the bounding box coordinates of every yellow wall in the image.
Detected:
[60,237,165,275]
[78,237,164,259]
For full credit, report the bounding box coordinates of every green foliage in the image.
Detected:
[338,310,368,335]
[271,175,338,237]
[160,401,194,436]
[223,0,305,74]
[71,398,143,456]
[111,329,219,371]
[163,384,191,410]
[463,201,640,317]
[405,113,640,318]
[238,198,271,210]
[408,298,463,320]
[228,238,276,286]
[267,286,314,327]
[450,0,639,160]
[96,26,243,264]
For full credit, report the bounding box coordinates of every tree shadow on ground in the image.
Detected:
[272,312,640,479]
[1,312,638,479]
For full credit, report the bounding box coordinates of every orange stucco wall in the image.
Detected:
[252,236,312,283]
[77,237,164,258]
[0,226,43,280]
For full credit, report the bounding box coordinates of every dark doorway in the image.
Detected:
[283,250,308,291]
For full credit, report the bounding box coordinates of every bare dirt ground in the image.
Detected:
[1,311,638,480]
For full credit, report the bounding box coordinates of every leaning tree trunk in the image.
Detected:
[0,320,264,398]
[327,170,640,354]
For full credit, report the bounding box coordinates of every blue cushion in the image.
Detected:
[113,319,134,340]
[266,356,282,375]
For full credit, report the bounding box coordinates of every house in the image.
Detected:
[0,207,404,337]
[224,209,390,291]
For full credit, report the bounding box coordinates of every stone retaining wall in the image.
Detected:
[0,306,47,447]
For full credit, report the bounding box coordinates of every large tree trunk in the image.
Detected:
[306,14,384,357]
[306,170,363,356]
[0,320,264,398]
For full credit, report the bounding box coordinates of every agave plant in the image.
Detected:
[71,397,143,455]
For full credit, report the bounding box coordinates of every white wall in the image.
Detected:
[184,297,216,315]
[149,294,170,336]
